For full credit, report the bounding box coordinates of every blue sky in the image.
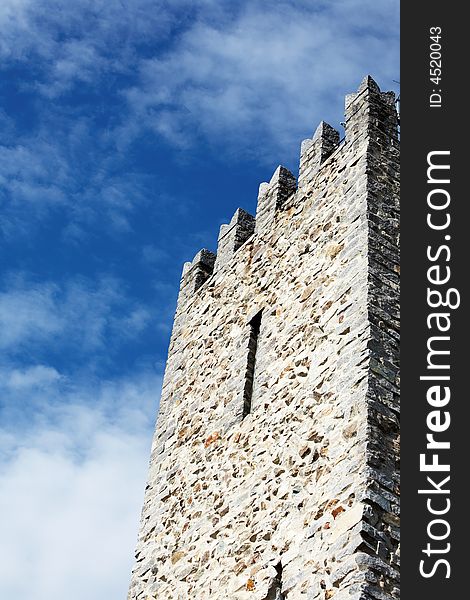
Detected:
[0,1,399,598]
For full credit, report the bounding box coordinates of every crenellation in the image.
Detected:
[299,121,340,192]
[344,76,398,148]
[214,208,255,273]
[177,248,216,308]
[129,76,400,600]
[254,165,297,236]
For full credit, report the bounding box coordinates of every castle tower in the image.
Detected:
[128,76,400,600]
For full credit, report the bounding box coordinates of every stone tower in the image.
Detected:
[128,76,400,600]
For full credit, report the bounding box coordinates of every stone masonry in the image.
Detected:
[128,76,400,600]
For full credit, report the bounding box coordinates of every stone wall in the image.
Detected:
[128,76,400,600]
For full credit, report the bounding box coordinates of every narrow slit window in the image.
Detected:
[242,310,262,418]
[263,562,284,600]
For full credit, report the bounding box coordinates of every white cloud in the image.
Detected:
[0,0,398,237]
[0,127,153,239]
[123,0,399,156]
[141,244,169,265]
[1,0,399,149]
[0,1,177,237]
[0,370,160,600]
[0,276,155,352]
[0,364,61,390]
[0,0,172,72]
[0,0,223,99]
[0,282,64,349]
[0,141,69,212]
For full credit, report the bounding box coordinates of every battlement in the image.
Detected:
[214,208,255,274]
[129,75,400,600]
[176,76,398,313]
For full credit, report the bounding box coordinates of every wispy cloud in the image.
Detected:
[123,0,399,154]
[0,364,61,390]
[0,138,69,234]
[0,370,160,600]
[0,275,153,353]
[1,0,398,238]
[0,120,156,240]
[0,0,175,81]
